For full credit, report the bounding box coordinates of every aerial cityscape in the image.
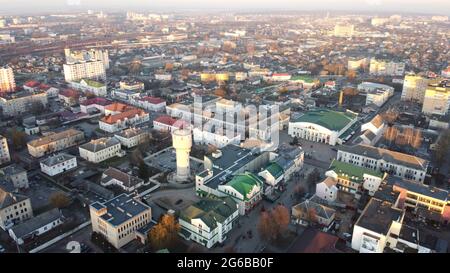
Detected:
[0,0,449,258]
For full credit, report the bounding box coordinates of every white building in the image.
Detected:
[401,75,429,103]
[337,144,428,183]
[27,129,84,158]
[369,58,405,76]
[101,167,145,192]
[359,115,386,145]
[421,80,450,116]
[351,198,404,253]
[193,127,241,148]
[0,164,29,189]
[288,109,358,146]
[114,127,149,149]
[69,78,107,97]
[0,91,48,117]
[315,177,339,202]
[40,153,77,176]
[133,96,166,112]
[334,24,354,37]
[90,194,152,249]
[79,137,122,163]
[179,197,239,248]
[0,186,33,230]
[63,60,106,82]
[358,82,395,107]
[348,58,368,70]
[9,208,63,245]
[80,97,112,114]
[65,48,110,69]
[99,107,149,133]
[0,67,16,92]
[0,135,10,164]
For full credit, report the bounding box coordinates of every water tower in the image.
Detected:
[172,128,192,182]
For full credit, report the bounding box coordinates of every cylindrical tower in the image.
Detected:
[172,128,192,181]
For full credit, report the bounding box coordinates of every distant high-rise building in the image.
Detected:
[65,48,109,69]
[401,75,430,103]
[348,58,368,70]
[333,24,354,37]
[422,79,450,116]
[63,60,106,83]
[369,58,405,77]
[0,135,10,164]
[0,67,16,93]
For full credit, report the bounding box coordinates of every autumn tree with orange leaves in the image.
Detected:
[257,205,290,242]
[148,214,180,251]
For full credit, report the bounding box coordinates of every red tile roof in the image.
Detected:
[104,102,132,112]
[80,97,112,106]
[24,80,40,88]
[59,89,81,98]
[101,108,146,124]
[154,115,189,128]
[140,96,165,104]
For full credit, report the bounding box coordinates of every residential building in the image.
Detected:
[333,24,354,37]
[337,144,428,183]
[272,143,304,181]
[195,145,270,215]
[392,178,450,222]
[192,127,241,148]
[0,186,33,230]
[421,79,450,116]
[114,127,149,149]
[58,89,83,106]
[179,197,239,248]
[69,78,107,97]
[401,75,429,103]
[27,129,85,158]
[79,137,122,163]
[0,91,48,117]
[369,58,405,76]
[119,80,144,91]
[0,164,29,189]
[40,153,77,176]
[348,58,368,70]
[292,198,336,227]
[0,67,16,92]
[8,208,64,245]
[90,194,152,249]
[99,106,149,133]
[153,115,189,133]
[63,60,106,82]
[101,167,145,192]
[0,135,10,164]
[325,159,387,197]
[315,177,339,202]
[65,48,109,69]
[80,97,112,114]
[351,198,404,253]
[134,96,166,112]
[288,109,358,146]
[358,114,386,145]
[258,162,284,195]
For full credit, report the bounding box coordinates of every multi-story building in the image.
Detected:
[79,137,122,163]
[0,164,29,189]
[90,194,152,249]
[101,167,145,192]
[114,127,149,149]
[351,198,404,253]
[358,114,386,145]
[324,160,387,198]
[333,24,354,37]
[80,97,112,114]
[27,129,85,158]
[99,105,149,133]
[421,79,450,116]
[0,135,10,164]
[40,153,77,176]
[63,60,106,82]
[347,58,368,70]
[292,198,336,227]
[69,78,107,97]
[195,145,270,215]
[288,109,358,146]
[401,75,429,103]
[358,82,395,107]
[369,58,405,77]
[337,144,428,183]
[133,96,166,112]
[0,186,33,230]
[65,48,110,69]
[0,91,48,117]
[119,80,144,91]
[0,67,16,93]
[179,197,239,248]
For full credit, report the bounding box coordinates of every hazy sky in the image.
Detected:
[0,0,449,15]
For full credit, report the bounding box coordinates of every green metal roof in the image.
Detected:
[180,197,237,229]
[81,78,105,88]
[291,108,357,131]
[226,172,263,200]
[265,162,284,179]
[328,159,384,184]
[291,75,315,83]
